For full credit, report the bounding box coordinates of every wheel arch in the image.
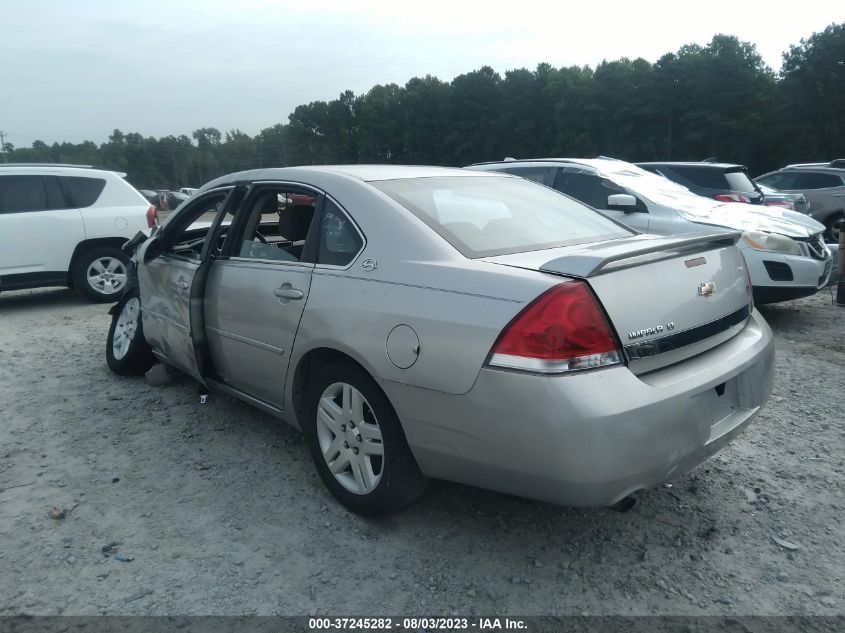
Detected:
[290,347,387,430]
[68,237,128,285]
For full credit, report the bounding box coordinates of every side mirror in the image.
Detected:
[142,236,163,263]
[607,193,641,213]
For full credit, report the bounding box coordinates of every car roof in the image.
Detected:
[636,161,745,170]
[778,165,845,174]
[203,165,506,192]
[0,163,126,177]
[470,157,657,177]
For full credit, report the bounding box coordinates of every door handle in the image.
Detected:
[273,283,304,303]
[832,193,845,197]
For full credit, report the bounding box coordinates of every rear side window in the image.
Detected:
[64,176,107,207]
[0,175,69,213]
[668,167,730,190]
[500,166,556,187]
[374,176,630,258]
[794,172,844,189]
[757,172,800,190]
[317,200,363,266]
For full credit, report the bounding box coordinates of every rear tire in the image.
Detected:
[73,246,130,303]
[106,289,155,376]
[302,360,428,515]
[825,212,844,243]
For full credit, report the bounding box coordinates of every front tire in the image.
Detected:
[106,290,155,376]
[302,361,427,515]
[73,246,130,303]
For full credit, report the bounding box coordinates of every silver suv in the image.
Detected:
[0,164,155,301]
[755,162,845,242]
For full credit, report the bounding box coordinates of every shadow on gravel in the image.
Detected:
[0,287,90,312]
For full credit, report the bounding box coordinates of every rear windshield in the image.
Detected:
[373,176,631,258]
[723,170,758,193]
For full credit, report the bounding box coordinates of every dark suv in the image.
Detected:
[755,162,845,242]
[636,162,764,205]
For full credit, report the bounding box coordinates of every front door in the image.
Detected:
[138,188,233,380]
[204,186,320,408]
[553,168,651,232]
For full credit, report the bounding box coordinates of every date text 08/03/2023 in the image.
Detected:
[307,617,527,630]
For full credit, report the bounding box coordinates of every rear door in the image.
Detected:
[0,173,84,278]
[203,184,320,408]
[138,188,234,380]
[792,172,845,218]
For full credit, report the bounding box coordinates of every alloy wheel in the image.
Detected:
[87,257,128,295]
[112,297,140,360]
[316,382,385,495]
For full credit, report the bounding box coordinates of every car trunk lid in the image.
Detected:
[481,232,753,374]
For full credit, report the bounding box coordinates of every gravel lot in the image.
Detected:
[0,287,843,616]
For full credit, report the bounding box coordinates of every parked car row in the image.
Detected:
[625,158,845,242]
[468,157,833,304]
[756,160,845,242]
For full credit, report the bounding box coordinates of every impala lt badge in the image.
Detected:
[628,322,675,340]
[698,281,717,297]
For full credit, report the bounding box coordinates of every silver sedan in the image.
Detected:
[107,166,774,515]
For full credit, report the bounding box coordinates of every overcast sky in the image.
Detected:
[2,0,842,148]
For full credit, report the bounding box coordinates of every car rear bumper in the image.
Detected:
[382,310,774,507]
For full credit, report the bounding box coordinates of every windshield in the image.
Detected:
[374,176,631,257]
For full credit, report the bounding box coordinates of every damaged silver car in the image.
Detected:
[106,166,774,515]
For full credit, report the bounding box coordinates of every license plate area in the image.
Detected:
[691,376,742,442]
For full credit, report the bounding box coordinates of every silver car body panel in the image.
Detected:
[382,310,772,506]
[131,165,775,507]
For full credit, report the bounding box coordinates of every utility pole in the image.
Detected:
[0,130,7,162]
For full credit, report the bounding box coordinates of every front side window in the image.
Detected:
[235,189,317,263]
[756,172,800,190]
[374,176,630,258]
[554,169,626,210]
[0,175,66,213]
[163,191,230,261]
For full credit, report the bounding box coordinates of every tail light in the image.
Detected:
[487,281,622,374]
[765,200,795,210]
[715,193,751,204]
[146,205,158,229]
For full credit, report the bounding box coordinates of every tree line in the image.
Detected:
[3,23,844,190]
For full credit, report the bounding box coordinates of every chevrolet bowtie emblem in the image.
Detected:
[698,281,717,297]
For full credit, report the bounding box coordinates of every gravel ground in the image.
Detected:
[0,287,842,616]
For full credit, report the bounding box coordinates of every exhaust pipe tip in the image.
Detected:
[608,495,637,513]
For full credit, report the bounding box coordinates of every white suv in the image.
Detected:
[0,164,156,302]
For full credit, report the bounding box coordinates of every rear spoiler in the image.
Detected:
[540,231,741,278]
